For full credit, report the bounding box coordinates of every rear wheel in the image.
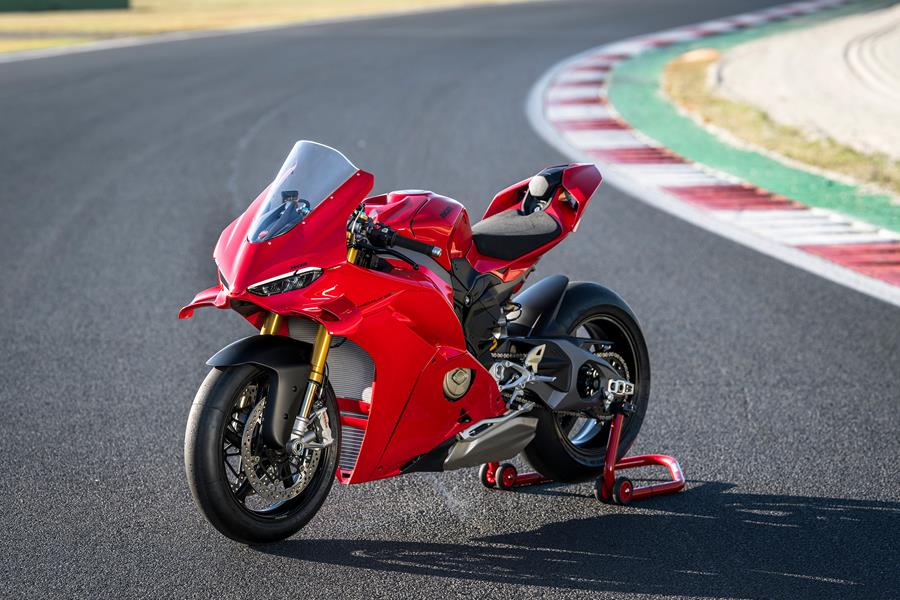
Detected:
[184,365,339,544]
[522,305,650,482]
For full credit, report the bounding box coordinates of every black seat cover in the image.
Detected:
[471,209,562,261]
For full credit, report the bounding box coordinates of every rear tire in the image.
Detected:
[184,365,339,544]
[522,304,650,482]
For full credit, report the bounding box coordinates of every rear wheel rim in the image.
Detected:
[554,313,640,462]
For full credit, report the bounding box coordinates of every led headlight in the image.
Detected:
[247,267,322,296]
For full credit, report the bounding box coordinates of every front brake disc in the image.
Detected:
[240,400,321,504]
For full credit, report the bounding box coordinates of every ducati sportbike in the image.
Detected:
[181,141,650,543]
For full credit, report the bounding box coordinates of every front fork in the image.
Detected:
[256,244,357,434]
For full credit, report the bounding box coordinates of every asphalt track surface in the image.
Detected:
[1,1,898,598]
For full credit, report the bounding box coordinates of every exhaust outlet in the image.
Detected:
[442,414,537,471]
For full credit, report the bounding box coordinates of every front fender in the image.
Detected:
[208,335,312,449]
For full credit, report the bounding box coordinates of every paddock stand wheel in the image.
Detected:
[478,463,497,488]
[481,461,549,489]
[595,476,634,505]
[495,463,517,489]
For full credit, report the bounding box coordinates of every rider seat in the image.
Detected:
[471,209,561,261]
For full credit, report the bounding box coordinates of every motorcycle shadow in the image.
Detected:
[263,482,899,599]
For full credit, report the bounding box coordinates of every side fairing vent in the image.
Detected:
[289,318,374,475]
[288,318,375,400]
[339,419,366,473]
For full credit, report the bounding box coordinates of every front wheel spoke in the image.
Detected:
[224,458,242,480]
[223,428,243,447]
[280,464,295,487]
[233,479,253,502]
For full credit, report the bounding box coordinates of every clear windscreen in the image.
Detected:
[248,141,358,243]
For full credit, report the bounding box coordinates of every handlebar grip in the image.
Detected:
[392,234,443,258]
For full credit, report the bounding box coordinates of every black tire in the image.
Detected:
[184,365,339,544]
[523,303,650,483]
[593,477,607,503]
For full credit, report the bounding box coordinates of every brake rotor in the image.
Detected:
[240,400,321,504]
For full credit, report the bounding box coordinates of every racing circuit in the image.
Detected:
[0,0,898,598]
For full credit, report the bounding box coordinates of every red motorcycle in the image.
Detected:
[181,141,650,543]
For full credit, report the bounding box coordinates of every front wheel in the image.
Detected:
[522,303,650,482]
[184,364,339,544]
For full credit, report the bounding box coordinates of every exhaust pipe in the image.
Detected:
[443,409,537,471]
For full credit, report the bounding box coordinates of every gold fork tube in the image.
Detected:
[259,312,283,335]
[297,324,332,421]
[308,325,332,385]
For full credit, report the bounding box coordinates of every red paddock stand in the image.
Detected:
[479,412,685,505]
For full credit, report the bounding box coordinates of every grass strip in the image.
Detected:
[0,0,523,37]
[607,0,900,233]
[663,49,900,197]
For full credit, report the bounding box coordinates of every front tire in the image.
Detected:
[522,303,650,482]
[184,365,339,544]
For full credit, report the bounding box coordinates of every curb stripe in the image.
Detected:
[527,0,900,308]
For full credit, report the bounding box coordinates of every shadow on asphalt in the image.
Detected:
[262,482,899,599]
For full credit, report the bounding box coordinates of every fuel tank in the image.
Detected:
[364,190,473,272]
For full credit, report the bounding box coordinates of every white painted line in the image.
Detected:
[689,21,738,34]
[620,164,727,186]
[546,86,603,101]
[545,104,611,121]
[715,209,827,222]
[556,70,607,83]
[579,56,618,68]
[600,40,652,56]
[747,220,875,233]
[646,30,703,44]
[716,208,900,245]
[730,14,772,26]
[779,232,900,245]
[563,130,647,149]
[525,0,900,308]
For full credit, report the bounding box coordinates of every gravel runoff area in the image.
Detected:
[714,3,900,161]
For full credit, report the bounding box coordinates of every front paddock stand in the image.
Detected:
[479,413,685,505]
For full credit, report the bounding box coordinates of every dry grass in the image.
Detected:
[0,0,518,36]
[662,50,900,196]
[0,36,96,52]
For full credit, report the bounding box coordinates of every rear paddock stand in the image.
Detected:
[479,412,685,505]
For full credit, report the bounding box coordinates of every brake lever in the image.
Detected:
[355,240,419,270]
[378,248,419,270]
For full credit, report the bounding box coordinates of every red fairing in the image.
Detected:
[468,163,602,276]
[213,171,375,299]
[364,191,473,271]
[180,144,601,485]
